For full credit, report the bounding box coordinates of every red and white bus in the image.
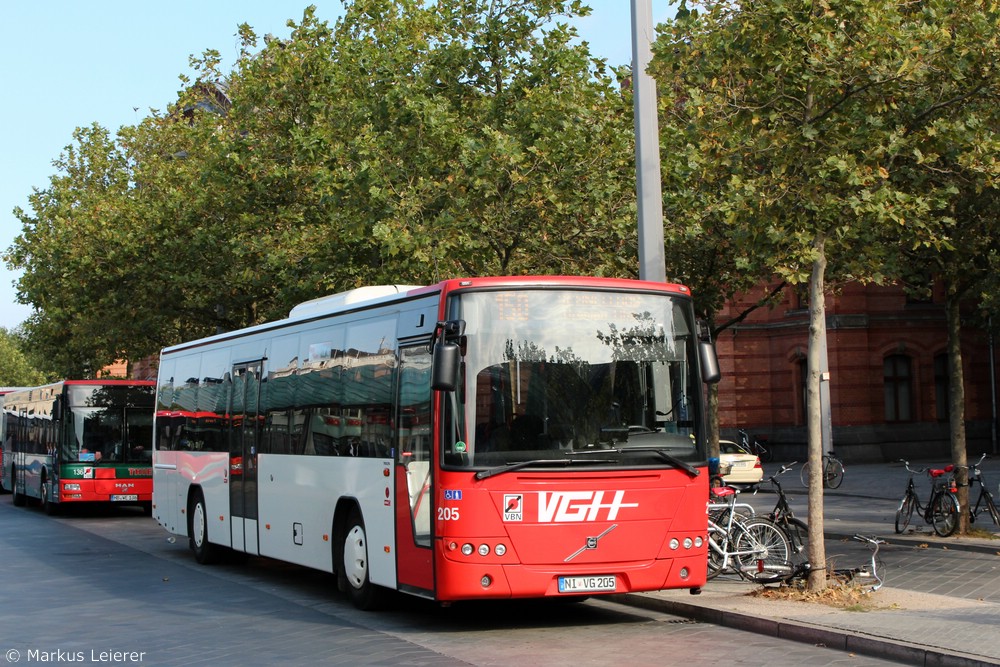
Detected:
[152,277,719,608]
[0,380,155,513]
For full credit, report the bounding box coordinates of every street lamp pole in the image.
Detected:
[631,0,666,283]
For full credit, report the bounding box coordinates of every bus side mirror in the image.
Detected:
[431,342,461,391]
[700,340,721,384]
[431,319,466,391]
[51,398,62,422]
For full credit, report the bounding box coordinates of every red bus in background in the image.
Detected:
[0,380,155,513]
[153,277,720,608]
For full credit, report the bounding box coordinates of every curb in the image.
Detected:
[832,531,1000,556]
[613,592,996,667]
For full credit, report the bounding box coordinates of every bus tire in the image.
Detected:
[41,477,59,516]
[341,506,387,610]
[189,490,221,565]
[12,467,25,507]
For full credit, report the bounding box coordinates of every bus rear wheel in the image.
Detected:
[189,491,221,565]
[341,507,387,610]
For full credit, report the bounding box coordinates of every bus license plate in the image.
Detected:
[558,575,616,593]
[111,494,138,501]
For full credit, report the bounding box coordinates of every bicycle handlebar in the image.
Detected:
[776,462,797,476]
[899,459,929,475]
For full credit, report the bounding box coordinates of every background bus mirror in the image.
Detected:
[699,340,721,384]
[432,342,461,391]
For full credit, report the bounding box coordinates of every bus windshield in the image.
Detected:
[445,288,704,469]
[65,386,154,464]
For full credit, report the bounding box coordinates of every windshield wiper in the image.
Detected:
[474,458,617,481]
[600,446,701,478]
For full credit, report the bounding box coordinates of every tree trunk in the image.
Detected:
[945,286,969,534]
[806,234,828,591]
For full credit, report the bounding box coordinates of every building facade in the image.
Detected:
[715,281,997,463]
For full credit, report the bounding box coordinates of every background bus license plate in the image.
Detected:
[558,575,616,593]
[111,494,138,501]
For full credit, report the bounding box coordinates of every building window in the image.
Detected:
[934,353,950,422]
[884,354,913,422]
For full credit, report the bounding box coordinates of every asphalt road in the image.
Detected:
[0,494,907,667]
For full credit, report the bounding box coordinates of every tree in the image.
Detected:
[6,1,640,375]
[7,124,143,376]
[0,327,47,387]
[649,0,998,588]
[900,190,1000,535]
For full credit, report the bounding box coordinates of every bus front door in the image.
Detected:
[395,345,434,594]
[230,361,262,555]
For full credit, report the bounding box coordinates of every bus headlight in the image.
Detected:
[64,483,81,491]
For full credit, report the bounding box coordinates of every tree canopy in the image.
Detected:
[0,327,47,387]
[6,0,637,376]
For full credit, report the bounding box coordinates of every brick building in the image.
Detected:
[715,281,997,463]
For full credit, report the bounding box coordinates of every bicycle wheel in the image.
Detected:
[931,491,960,537]
[987,494,1000,527]
[706,541,726,580]
[894,492,914,533]
[799,461,811,487]
[825,458,844,489]
[734,518,792,583]
[783,516,809,556]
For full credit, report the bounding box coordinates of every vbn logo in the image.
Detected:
[537,490,638,522]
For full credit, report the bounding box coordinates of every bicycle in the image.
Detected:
[894,459,960,537]
[757,462,809,557]
[738,429,771,463]
[799,452,845,489]
[967,453,1000,527]
[706,485,790,582]
[748,534,886,592]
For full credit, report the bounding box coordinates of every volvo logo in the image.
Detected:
[564,524,618,562]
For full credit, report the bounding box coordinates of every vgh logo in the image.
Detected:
[537,491,638,522]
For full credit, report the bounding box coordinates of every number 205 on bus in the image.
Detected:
[152,276,720,609]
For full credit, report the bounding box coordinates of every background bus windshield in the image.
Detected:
[66,385,154,464]
[449,289,701,468]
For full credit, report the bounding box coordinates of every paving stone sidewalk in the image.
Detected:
[627,459,1000,667]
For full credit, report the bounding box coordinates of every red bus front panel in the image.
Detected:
[433,468,708,601]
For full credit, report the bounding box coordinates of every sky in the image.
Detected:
[0,0,676,330]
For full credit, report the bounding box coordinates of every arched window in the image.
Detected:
[884,354,913,422]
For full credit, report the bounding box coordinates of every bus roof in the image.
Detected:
[161,276,694,355]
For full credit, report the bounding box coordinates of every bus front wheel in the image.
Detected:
[40,478,59,516]
[12,468,25,507]
[340,507,387,610]
[189,491,221,565]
